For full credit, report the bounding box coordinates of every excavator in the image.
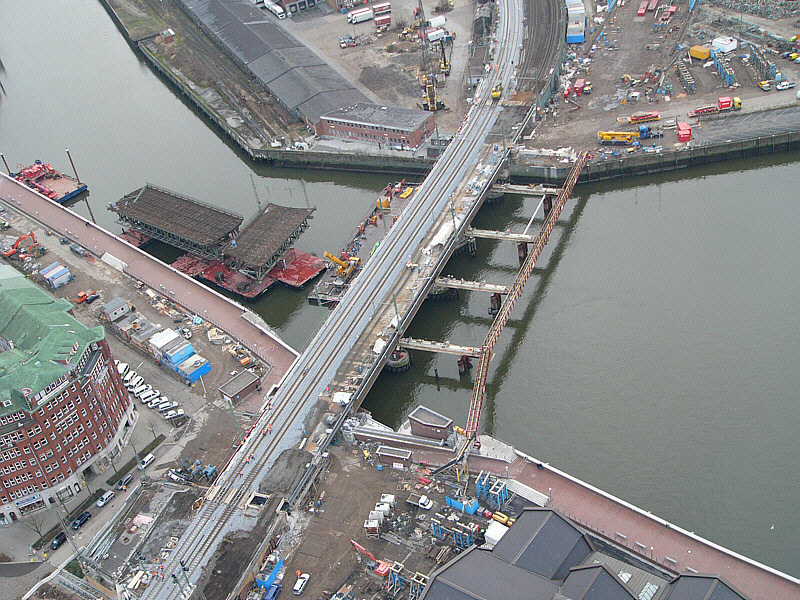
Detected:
[3,231,39,259]
[324,252,361,283]
[421,74,445,111]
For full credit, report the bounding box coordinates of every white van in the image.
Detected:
[132,384,151,398]
[140,389,159,403]
[116,362,129,377]
[126,375,144,391]
[164,409,185,420]
[96,490,115,507]
[158,401,178,413]
[139,453,155,470]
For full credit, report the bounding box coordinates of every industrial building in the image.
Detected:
[315,103,436,149]
[421,507,752,600]
[112,184,242,259]
[176,0,370,126]
[219,370,260,404]
[0,267,136,523]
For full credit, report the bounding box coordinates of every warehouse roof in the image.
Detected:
[0,266,104,416]
[179,0,370,124]
[561,565,637,600]
[113,184,243,247]
[492,508,593,580]
[663,574,749,600]
[219,370,259,398]
[226,204,313,269]
[320,103,432,133]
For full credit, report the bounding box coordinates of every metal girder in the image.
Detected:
[492,183,561,196]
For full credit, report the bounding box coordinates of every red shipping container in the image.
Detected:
[637,1,648,16]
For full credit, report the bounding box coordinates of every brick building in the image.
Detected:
[316,103,436,149]
[0,266,136,523]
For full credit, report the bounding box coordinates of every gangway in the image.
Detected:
[434,277,510,294]
[468,228,538,243]
[491,183,561,196]
[399,338,482,358]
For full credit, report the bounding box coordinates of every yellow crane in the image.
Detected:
[324,252,361,283]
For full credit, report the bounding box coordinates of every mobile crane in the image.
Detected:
[324,252,361,283]
[439,39,450,76]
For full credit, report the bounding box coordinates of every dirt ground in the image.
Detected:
[527,2,800,157]
[278,446,444,600]
[278,0,477,131]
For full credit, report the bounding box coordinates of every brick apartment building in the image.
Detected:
[316,103,436,149]
[0,266,136,523]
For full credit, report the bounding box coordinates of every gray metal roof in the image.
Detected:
[219,370,259,397]
[100,297,127,315]
[420,547,559,600]
[664,575,749,600]
[561,565,637,600]
[492,509,593,580]
[320,103,432,133]
[178,0,370,123]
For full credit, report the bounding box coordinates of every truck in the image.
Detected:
[372,2,391,15]
[688,96,741,118]
[374,14,391,27]
[265,1,286,18]
[406,493,434,510]
[347,7,373,23]
[617,111,660,124]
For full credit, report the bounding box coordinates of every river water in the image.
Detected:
[1,0,798,578]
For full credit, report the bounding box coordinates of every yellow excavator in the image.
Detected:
[324,252,361,283]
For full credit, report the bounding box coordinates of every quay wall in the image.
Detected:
[511,129,800,185]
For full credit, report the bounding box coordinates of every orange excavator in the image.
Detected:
[350,539,391,576]
[4,231,37,258]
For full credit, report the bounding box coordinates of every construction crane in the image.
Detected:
[422,76,445,111]
[442,153,590,483]
[439,39,450,76]
[324,252,361,283]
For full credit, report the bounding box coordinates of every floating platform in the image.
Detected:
[172,248,323,300]
[13,161,88,204]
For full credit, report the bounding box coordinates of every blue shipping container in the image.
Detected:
[567,31,585,43]
[165,341,194,366]
[39,261,61,277]
[177,354,211,383]
[46,267,70,282]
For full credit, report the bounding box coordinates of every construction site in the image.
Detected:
[519,0,800,167]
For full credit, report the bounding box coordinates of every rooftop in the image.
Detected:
[320,103,432,133]
[219,370,259,397]
[0,266,104,416]
[179,0,370,124]
[112,184,243,248]
[225,203,313,270]
[421,508,677,600]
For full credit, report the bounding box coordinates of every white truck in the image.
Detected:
[265,0,286,18]
[347,7,373,23]
[406,493,434,510]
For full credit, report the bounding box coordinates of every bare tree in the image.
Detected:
[146,415,160,442]
[19,511,48,539]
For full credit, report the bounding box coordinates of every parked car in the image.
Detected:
[158,401,179,413]
[72,511,91,530]
[51,531,68,550]
[116,473,134,490]
[179,328,192,339]
[293,573,310,595]
[96,490,115,507]
[777,80,796,90]
[164,409,186,420]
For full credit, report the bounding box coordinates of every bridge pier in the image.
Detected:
[457,355,473,375]
[385,347,412,373]
[489,292,502,316]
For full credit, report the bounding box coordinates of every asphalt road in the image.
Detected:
[138,0,525,596]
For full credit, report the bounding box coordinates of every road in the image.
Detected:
[138,0,525,595]
[0,175,298,392]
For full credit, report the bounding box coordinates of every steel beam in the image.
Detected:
[434,277,510,294]
[399,338,482,357]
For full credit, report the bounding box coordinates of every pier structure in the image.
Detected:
[111,183,242,259]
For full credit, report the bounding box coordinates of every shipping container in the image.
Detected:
[425,27,447,42]
[39,261,61,278]
[177,354,211,383]
[428,15,446,28]
[574,78,585,96]
[46,266,70,282]
[372,2,391,15]
[164,339,194,366]
[717,96,732,110]
[647,0,658,11]
[689,45,711,60]
[637,1,648,16]
[374,14,391,26]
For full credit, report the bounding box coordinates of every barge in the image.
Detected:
[13,160,88,204]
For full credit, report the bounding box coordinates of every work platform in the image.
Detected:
[434,277,510,294]
[111,184,243,259]
[492,183,560,196]
[468,227,538,243]
[399,338,482,358]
